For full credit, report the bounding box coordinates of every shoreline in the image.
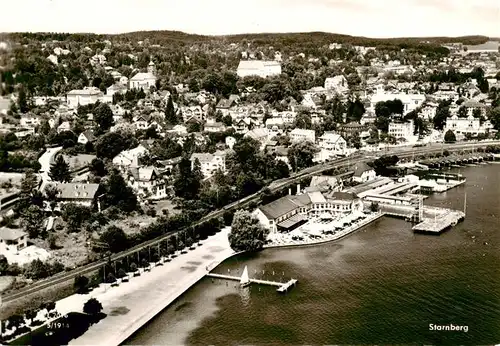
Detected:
[65,213,386,345]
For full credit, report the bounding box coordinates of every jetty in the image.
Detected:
[412,210,465,234]
[207,272,298,293]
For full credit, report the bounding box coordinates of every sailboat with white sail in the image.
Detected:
[240,265,251,288]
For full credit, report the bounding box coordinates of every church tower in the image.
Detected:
[147,58,156,75]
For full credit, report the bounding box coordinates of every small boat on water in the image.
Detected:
[240,266,251,288]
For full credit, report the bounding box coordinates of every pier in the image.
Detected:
[206,273,298,293]
[412,210,465,234]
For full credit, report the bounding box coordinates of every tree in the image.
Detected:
[102,168,137,212]
[62,203,92,232]
[21,205,44,238]
[93,103,114,132]
[488,106,500,130]
[25,309,37,324]
[18,84,28,113]
[347,99,365,121]
[89,158,106,176]
[293,111,312,129]
[375,116,390,132]
[74,275,89,294]
[444,130,456,143]
[0,254,8,274]
[49,155,71,182]
[165,96,177,125]
[222,115,233,126]
[83,298,103,316]
[433,100,451,130]
[173,157,201,200]
[24,259,49,279]
[95,131,137,159]
[99,225,129,253]
[228,210,269,252]
[287,140,319,172]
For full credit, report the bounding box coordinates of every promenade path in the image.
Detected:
[62,227,234,346]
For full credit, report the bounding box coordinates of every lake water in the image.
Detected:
[126,163,500,345]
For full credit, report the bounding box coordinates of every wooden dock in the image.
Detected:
[206,273,298,293]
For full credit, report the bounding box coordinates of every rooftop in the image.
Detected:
[0,227,26,241]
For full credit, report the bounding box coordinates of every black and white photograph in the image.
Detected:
[0,0,499,345]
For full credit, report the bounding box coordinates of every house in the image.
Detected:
[106,83,128,96]
[352,162,376,183]
[57,121,72,133]
[56,183,100,208]
[215,99,235,116]
[20,114,42,128]
[157,157,182,174]
[236,60,282,78]
[388,120,415,139]
[190,150,228,178]
[324,75,349,94]
[66,87,103,108]
[129,61,157,90]
[289,128,315,143]
[180,106,204,123]
[233,117,253,133]
[244,127,270,147]
[127,166,167,199]
[253,190,363,233]
[462,100,487,117]
[0,228,28,253]
[318,132,347,158]
[444,115,488,136]
[204,119,226,133]
[77,131,96,145]
[307,175,341,192]
[112,144,149,169]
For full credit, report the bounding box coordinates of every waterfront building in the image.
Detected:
[253,191,363,233]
